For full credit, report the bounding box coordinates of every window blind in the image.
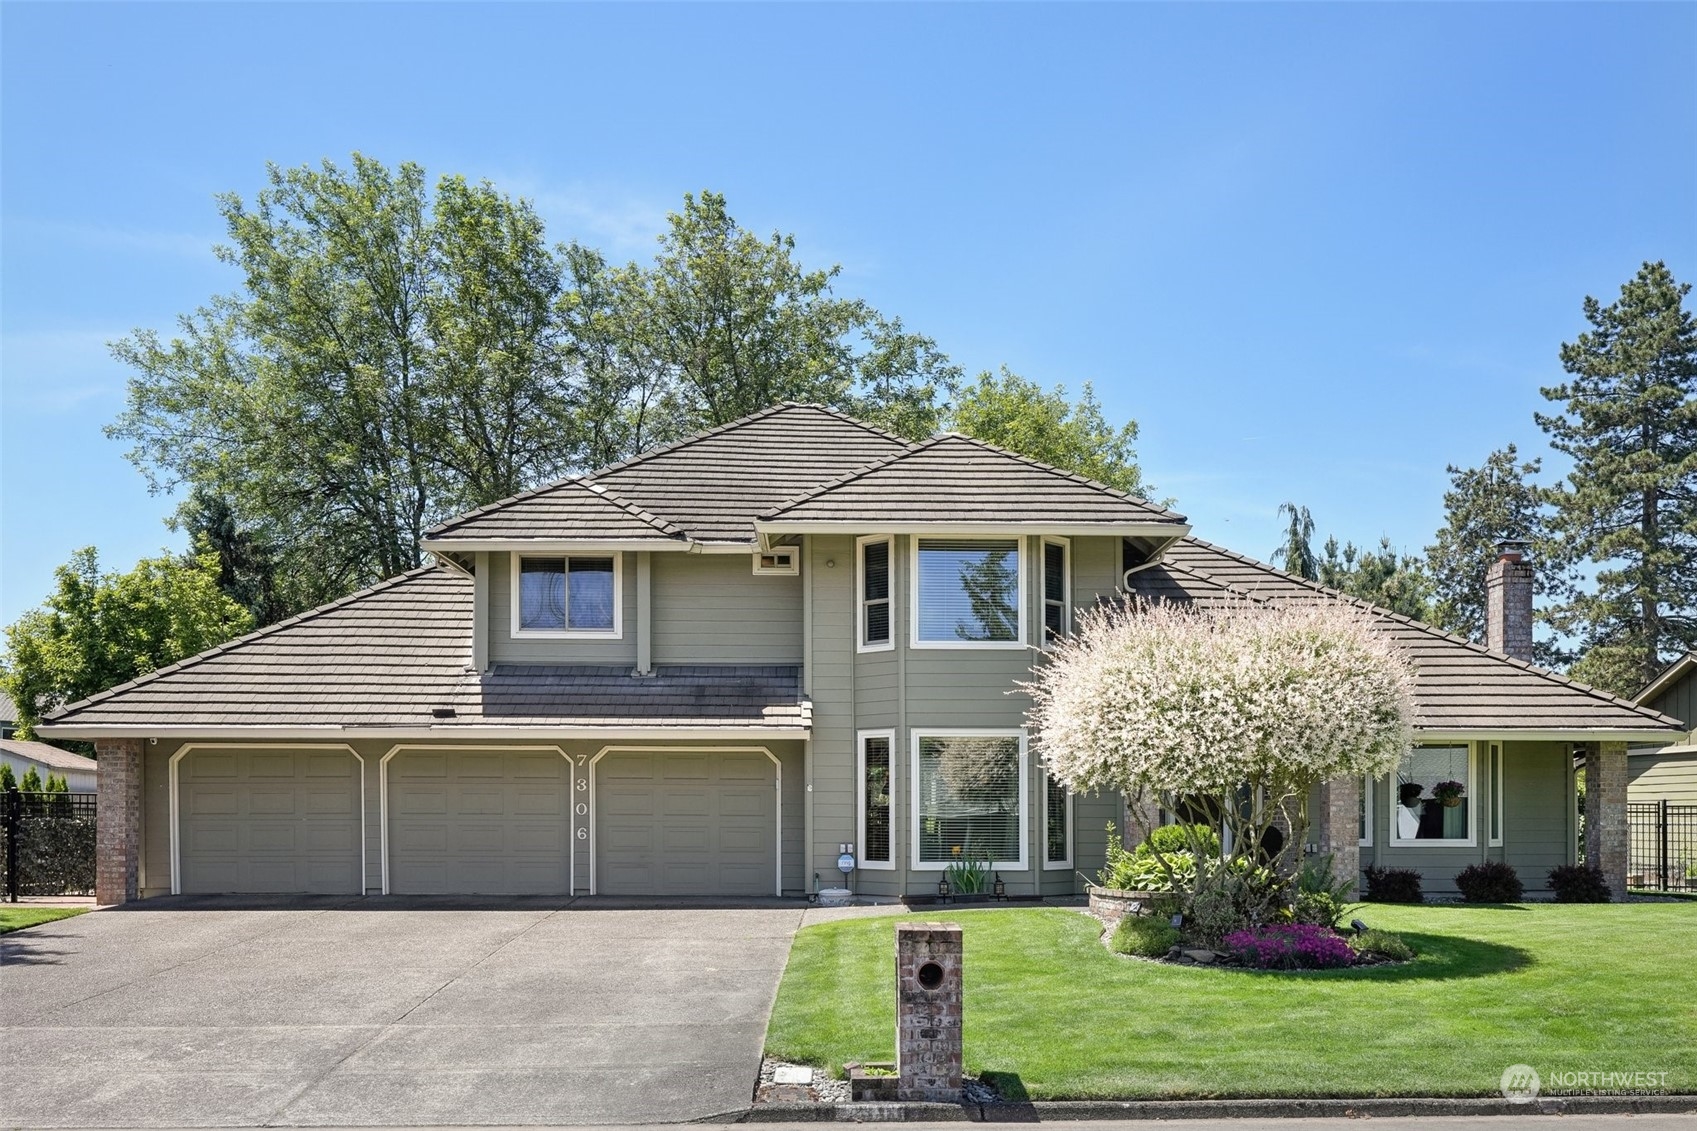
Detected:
[862,539,891,645]
[1043,541,1066,640]
[916,735,1021,862]
[916,538,1019,643]
[519,558,567,630]
[862,735,891,863]
[1045,774,1069,863]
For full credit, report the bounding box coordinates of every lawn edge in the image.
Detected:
[0,906,90,934]
[702,1094,1697,1123]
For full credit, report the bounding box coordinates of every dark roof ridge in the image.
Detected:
[43,566,460,722]
[585,402,914,484]
[1166,536,1682,727]
[425,477,684,541]
[759,430,1185,522]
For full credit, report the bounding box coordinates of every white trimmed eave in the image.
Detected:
[754,521,1190,545]
[1632,654,1696,705]
[420,538,695,555]
[35,723,812,742]
[1413,726,1685,743]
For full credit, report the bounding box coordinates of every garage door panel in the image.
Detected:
[597,752,775,897]
[178,748,362,895]
[386,748,571,895]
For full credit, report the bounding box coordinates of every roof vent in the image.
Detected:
[431,707,456,719]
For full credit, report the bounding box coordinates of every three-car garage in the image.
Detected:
[166,743,785,898]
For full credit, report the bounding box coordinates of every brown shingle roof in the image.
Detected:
[1126,538,1682,736]
[759,433,1186,528]
[425,479,684,545]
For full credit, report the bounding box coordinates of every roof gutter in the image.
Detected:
[35,723,813,742]
[1412,727,1684,743]
[753,521,1191,539]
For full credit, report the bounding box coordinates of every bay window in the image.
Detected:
[913,537,1023,646]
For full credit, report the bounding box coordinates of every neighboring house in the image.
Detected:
[0,698,16,739]
[0,737,100,793]
[1629,655,1697,805]
[36,404,1680,905]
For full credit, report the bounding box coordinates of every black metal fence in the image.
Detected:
[1628,800,1697,893]
[0,790,98,901]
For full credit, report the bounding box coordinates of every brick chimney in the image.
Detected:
[1486,538,1535,661]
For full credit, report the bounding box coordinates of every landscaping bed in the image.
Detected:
[765,903,1697,1100]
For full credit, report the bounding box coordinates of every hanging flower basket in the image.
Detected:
[1433,780,1466,808]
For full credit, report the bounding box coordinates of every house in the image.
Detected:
[35,404,1680,904]
[1629,654,1697,806]
[1,698,16,739]
[0,737,100,793]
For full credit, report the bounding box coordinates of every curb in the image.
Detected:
[702,1094,1697,1122]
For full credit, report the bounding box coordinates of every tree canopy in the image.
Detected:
[2,548,254,741]
[1536,261,1697,694]
[947,368,1148,496]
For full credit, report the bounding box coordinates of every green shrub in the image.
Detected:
[1348,929,1414,961]
[1548,863,1612,903]
[1290,854,1356,928]
[1136,823,1220,859]
[1184,856,1286,945]
[1099,822,1198,892]
[1363,865,1424,904]
[1454,861,1523,903]
[1111,915,1180,958]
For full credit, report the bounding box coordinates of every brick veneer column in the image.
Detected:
[95,737,143,905]
[1318,776,1361,896]
[895,923,963,1103]
[1584,741,1629,901]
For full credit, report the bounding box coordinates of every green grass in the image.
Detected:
[766,904,1697,1099]
[0,906,89,934]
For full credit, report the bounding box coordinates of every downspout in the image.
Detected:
[803,536,815,897]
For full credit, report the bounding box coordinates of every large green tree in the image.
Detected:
[947,368,1149,496]
[2,548,254,741]
[108,155,583,608]
[563,191,960,448]
[1536,261,1697,694]
[1271,502,1318,580]
[1317,536,1432,621]
[1424,445,1562,658]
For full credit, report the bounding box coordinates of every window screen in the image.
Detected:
[916,538,1019,643]
[861,735,891,864]
[916,735,1021,862]
[1043,541,1067,641]
[519,558,567,630]
[862,539,891,646]
[1045,773,1069,863]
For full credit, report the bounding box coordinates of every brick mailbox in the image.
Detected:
[895,922,963,1102]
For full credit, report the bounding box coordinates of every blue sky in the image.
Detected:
[3,2,1694,625]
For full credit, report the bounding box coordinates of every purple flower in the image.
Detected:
[1221,923,1354,969]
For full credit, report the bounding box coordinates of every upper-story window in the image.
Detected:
[859,536,893,651]
[514,554,620,636]
[913,537,1023,647]
[1042,537,1070,644]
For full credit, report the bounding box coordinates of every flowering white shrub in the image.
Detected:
[1024,597,1415,930]
[1025,597,1415,800]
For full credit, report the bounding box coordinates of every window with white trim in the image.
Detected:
[1358,775,1373,847]
[754,548,798,575]
[1043,770,1071,869]
[514,554,619,635]
[914,538,1022,645]
[859,536,892,650]
[913,732,1027,867]
[1392,744,1474,844]
[1042,537,1069,644]
[858,731,893,868]
[1488,743,1504,847]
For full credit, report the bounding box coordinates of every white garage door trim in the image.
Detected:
[588,745,781,897]
[168,743,366,896]
[379,744,571,895]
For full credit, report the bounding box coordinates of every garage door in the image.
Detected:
[178,747,362,894]
[597,751,776,896]
[387,748,571,894]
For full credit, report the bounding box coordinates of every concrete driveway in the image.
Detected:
[0,895,809,1127]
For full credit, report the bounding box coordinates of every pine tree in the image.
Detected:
[1536,261,1697,695]
[1425,445,1563,660]
[1272,502,1318,580]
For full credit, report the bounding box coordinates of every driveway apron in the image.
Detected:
[0,896,805,1127]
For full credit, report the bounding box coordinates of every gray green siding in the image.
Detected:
[651,552,803,664]
[1629,751,1697,805]
[487,550,639,666]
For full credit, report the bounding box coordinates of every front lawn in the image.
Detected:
[766,904,1697,1099]
[0,906,88,934]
